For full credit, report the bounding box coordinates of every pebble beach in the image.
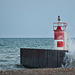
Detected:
[0,68,75,75]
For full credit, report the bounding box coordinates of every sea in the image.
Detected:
[0,38,75,71]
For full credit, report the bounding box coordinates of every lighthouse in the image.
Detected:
[53,16,67,50]
[20,16,68,68]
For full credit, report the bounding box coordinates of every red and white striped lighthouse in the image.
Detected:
[53,16,67,50]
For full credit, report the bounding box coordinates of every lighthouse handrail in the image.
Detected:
[53,22,67,31]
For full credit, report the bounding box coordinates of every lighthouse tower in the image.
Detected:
[53,16,67,50]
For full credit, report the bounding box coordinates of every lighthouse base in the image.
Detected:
[20,48,68,68]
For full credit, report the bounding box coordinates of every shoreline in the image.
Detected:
[0,68,75,75]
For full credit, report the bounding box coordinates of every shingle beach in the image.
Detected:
[0,68,75,75]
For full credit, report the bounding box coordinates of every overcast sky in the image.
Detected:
[0,0,75,38]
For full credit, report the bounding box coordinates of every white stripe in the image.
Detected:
[54,40,63,41]
[54,40,64,50]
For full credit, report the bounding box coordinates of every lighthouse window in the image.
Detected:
[57,41,63,47]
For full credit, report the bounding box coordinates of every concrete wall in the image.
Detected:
[20,48,68,68]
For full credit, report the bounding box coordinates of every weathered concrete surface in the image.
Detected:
[20,48,68,68]
[0,68,75,75]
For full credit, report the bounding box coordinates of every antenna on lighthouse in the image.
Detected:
[58,16,60,21]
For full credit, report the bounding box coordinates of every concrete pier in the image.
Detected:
[20,48,68,68]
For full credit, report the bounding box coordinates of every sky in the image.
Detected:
[0,0,75,38]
